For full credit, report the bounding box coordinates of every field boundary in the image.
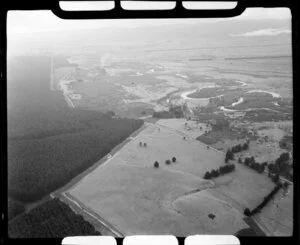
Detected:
[48,122,148,235]
[51,122,148,197]
[58,192,124,237]
[244,217,266,236]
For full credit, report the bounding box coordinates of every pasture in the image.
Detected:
[65,122,279,236]
[68,123,249,235]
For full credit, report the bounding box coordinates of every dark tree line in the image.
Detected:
[225,141,249,163]
[8,198,100,238]
[204,164,235,179]
[240,152,292,182]
[241,156,267,174]
[244,183,283,217]
[268,152,292,180]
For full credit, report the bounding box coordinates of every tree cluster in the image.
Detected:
[204,164,235,179]
[268,152,292,180]
[139,142,147,147]
[242,157,267,174]
[225,142,249,163]
[154,157,177,168]
[244,183,283,217]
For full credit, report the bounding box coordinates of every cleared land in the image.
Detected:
[67,123,248,235]
[64,119,278,236]
[156,118,211,139]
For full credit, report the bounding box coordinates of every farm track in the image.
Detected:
[60,192,124,237]
[169,182,215,215]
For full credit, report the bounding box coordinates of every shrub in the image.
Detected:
[244,208,251,216]
[154,161,159,168]
[211,169,220,178]
[165,160,171,165]
[283,181,290,189]
[272,174,280,183]
[204,172,211,179]
[172,157,176,163]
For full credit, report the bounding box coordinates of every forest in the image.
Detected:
[7,56,143,215]
[8,198,100,238]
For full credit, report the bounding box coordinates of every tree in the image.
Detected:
[272,174,280,183]
[243,142,249,151]
[244,208,251,216]
[154,161,159,168]
[144,142,147,147]
[225,149,234,162]
[283,181,290,189]
[258,164,265,173]
[225,149,231,163]
[211,169,220,178]
[204,172,211,179]
[165,159,171,165]
[172,157,176,163]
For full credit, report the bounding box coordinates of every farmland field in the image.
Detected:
[68,123,248,235]
[65,121,278,236]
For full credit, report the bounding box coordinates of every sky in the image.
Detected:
[7,5,291,34]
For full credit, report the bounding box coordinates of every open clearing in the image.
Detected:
[156,118,211,139]
[65,119,278,236]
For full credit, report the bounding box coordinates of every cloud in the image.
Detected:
[232,28,291,37]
